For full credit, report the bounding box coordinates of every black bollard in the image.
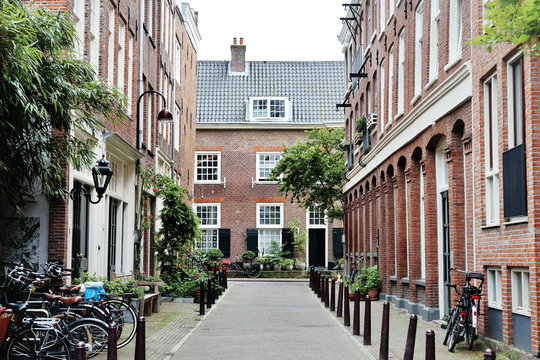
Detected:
[206,278,212,309]
[336,281,343,317]
[325,277,330,308]
[75,342,86,360]
[211,276,217,305]
[320,276,325,302]
[223,268,228,289]
[343,285,350,326]
[379,301,390,360]
[330,278,336,311]
[199,281,205,315]
[134,317,146,360]
[107,322,117,360]
[484,349,496,360]
[218,272,222,294]
[425,329,435,360]
[353,289,360,335]
[310,268,313,290]
[403,314,418,360]
[364,295,371,345]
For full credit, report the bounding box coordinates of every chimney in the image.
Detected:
[231,37,246,73]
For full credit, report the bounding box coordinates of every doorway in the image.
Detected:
[108,199,118,280]
[441,191,451,318]
[308,229,326,267]
[71,181,89,279]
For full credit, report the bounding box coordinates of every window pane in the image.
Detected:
[197,229,218,251]
[196,154,219,181]
[252,99,268,118]
[309,209,325,225]
[269,100,285,118]
[258,229,281,255]
[259,205,281,226]
[258,153,281,180]
[196,205,218,226]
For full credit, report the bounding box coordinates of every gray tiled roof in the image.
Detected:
[196,61,345,124]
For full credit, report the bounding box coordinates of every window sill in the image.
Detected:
[396,0,403,8]
[425,77,438,91]
[414,279,426,287]
[255,181,279,185]
[370,32,377,45]
[410,94,421,106]
[385,122,392,131]
[481,223,500,230]
[488,304,502,311]
[503,216,528,226]
[512,310,531,317]
[444,55,462,73]
[194,181,222,185]
[386,14,394,27]
[378,30,386,42]
[389,275,398,282]
[400,277,410,284]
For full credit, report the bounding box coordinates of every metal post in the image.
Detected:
[207,278,212,309]
[134,317,146,360]
[325,277,330,307]
[223,268,228,289]
[343,285,350,326]
[353,289,360,335]
[330,278,336,311]
[107,322,117,360]
[199,280,205,315]
[211,275,217,305]
[75,342,86,360]
[336,281,343,317]
[310,267,313,289]
[403,314,418,360]
[364,294,371,345]
[425,329,435,360]
[379,301,390,360]
[484,349,496,360]
[320,276,325,302]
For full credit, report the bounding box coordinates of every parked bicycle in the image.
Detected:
[442,267,484,352]
[227,254,262,278]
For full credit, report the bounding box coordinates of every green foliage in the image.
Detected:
[359,265,382,290]
[283,258,294,266]
[0,0,126,212]
[288,218,307,257]
[266,240,289,266]
[152,175,200,268]
[206,248,224,260]
[71,273,144,299]
[355,116,367,135]
[159,271,207,298]
[470,0,540,55]
[270,128,345,221]
[242,250,256,261]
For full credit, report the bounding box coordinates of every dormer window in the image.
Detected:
[249,97,290,121]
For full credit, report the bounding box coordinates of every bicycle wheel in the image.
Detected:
[102,298,137,349]
[447,319,460,352]
[247,263,262,278]
[67,318,108,358]
[443,308,458,346]
[465,322,475,350]
[7,328,71,360]
[227,263,239,278]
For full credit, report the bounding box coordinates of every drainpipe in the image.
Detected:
[170,2,176,180]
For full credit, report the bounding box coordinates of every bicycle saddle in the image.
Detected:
[42,292,83,305]
[466,271,484,282]
[6,302,28,314]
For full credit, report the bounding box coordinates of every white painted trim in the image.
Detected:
[256,203,284,228]
[196,122,344,130]
[193,203,221,229]
[343,61,472,193]
[194,151,221,184]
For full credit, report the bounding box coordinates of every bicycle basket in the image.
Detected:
[0,313,11,347]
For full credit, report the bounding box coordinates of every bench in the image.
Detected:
[136,280,164,316]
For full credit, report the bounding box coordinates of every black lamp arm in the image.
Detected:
[69,186,103,205]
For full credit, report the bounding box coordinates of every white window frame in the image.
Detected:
[389,0,394,18]
[511,268,530,316]
[174,104,181,151]
[379,0,386,34]
[249,97,290,121]
[127,32,134,114]
[428,0,440,85]
[484,75,499,226]
[307,208,326,229]
[448,0,463,66]
[195,151,221,184]
[256,152,282,182]
[73,0,85,57]
[107,4,115,85]
[175,37,181,84]
[397,30,405,116]
[387,46,394,127]
[487,267,502,309]
[380,59,386,132]
[507,53,524,148]
[256,203,284,229]
[195,203,221,251]
[89,0,100,73]
[419,165,426,279]
[118,20,126,92]
[414,3,423,101]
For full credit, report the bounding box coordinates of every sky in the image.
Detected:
[185,0,346,61]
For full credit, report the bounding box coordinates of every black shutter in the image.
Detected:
[332,228,344,257]
[246,228,259,255]
[503,144,527,218]
[281,228,294,257]
[218,229,231,258]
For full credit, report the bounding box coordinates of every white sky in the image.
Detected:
[186,0,346,61]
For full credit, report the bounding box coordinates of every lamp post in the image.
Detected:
[136,90,174,177]
[70,155,114,204]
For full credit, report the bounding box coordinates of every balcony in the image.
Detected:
[367,113,377,130]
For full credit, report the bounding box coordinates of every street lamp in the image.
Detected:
[136,90,174,178]
[70,155,113,204]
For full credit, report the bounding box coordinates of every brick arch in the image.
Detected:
[411,146,423,162]
[426,133,446,151]
[452,118,465,135]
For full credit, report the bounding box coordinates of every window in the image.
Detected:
[484,75,499,225]
[195,204,220,251]
[428,0,440,83]
[389,0,394,18]
[388,47,394,126]
[512,268,530,315]
[107,5,115,85]
[89,0,100,73]
[118,20,126,92]
[380,60,386,131]
[487,268,502,309]
[175,38,181,84]
[414,3,423,99]
[397,30,405,115]
[257,204,283,254]
[174,104,181,151]
[448,0,463,63]
[508,56,525,147]
[127,33,134,114]
[419,165,426,279]
[308,209,326,227]
[250,98,289,120]
[379,0,385,33]
[256,152,282,181]
[195,152,221,183]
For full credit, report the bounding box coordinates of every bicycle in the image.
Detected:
[227,254,262,278]
[442,267,484,352]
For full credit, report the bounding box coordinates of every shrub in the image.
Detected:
[242,250,256,261]
[206,248,224,260]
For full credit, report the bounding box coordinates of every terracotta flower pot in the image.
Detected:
[367,288,380,300]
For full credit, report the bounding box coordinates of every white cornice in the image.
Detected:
[106,133,143,161]
[179,2,201,52]
[343,61,472,193]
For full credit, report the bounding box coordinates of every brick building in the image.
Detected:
[339,0,539,354]
[1,0,199,279]
[195,39,345,267]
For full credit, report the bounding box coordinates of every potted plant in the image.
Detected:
[206,248,224,271]
[288,218,307,270]
[283,258,294,271]
[348,277,368,301]
[359,265,382,300]
[267,240,286,271]
[242,250,256,263]
[268,255,283,271]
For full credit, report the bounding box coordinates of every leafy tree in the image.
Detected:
[470,0,540,55]
[0,0,125,213]
[270,128,345,221]
[152,175,200,270]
